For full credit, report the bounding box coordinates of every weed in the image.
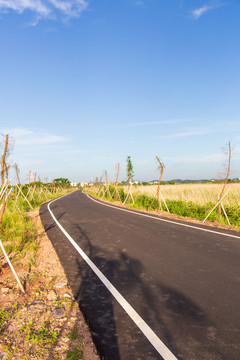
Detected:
[26,271,41,284]
[48,275,57,286]
[0,303,19,333]
[3,335,14,355]
[66,346,84,360]
[28,254,37,269]
[53,298,66,308]
[21,320,58,347]
[67,324,79,340]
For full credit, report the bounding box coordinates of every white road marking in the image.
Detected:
[86,193,240,240]
[47,195,178,360]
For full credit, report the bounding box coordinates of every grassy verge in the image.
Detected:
[0,186,75,265]
[86,185,240,227]
[0,187,99,360]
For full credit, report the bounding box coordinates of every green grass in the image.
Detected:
[0,303,19,334]
[21,320,58,346]
[86,187,240,227]
[66,346,84,360]
[1,207,35,254]
[0,186,75,257]
[66,325,85,359]
[67,324,79,340]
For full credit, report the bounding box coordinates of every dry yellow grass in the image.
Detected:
[125,183,240,207]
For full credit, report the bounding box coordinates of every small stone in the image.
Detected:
[32,300,41,304]
[63,293,71,298]
[47,290,57,300]
[0,353,9,360]
[53,308,64,318]
[63,337,70,342]
[7,324,15,331]
[29,306,36,312]
[54,282,67,289]
[1,288,10,294]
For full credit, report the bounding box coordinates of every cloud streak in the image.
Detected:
[191,3,223,19]
[165,153,223,164]
[118,119,190,129]
[0,0,88,21]
[134,1,144,6]
[4,128,66,146]
[153,129,206,139]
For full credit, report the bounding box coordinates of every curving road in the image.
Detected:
[40,190,240,360]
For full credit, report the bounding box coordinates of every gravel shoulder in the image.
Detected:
[0,209,99,360]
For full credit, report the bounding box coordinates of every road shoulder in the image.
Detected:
[0,208,99,360]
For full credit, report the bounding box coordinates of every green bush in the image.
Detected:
[134,194,158,210]
[118,187,125,202]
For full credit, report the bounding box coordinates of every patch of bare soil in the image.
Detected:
[0,210,99,360]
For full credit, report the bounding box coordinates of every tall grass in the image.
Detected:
[125,183,240,207]
[86,183,240,227]
[0,185,74,256]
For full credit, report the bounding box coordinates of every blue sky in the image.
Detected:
[0,0,240,183]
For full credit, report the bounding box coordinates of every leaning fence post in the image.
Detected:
[0,239,25,293]
[16,184,33,209]
[203,188,231,224]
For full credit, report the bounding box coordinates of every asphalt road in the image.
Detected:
[40,190,240,360]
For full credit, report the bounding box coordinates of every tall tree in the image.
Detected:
[126,156,134,185]
[53,178,70,187]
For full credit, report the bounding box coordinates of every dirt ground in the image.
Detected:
[0,210,99,360]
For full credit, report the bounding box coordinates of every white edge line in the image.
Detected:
[47,194,178,360]
[86,193,240,240]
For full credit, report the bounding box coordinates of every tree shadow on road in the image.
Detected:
[40,206,225,360]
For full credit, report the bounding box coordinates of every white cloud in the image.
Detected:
[118,119,189,128]
[191,3,223,19]
[4,128,66,145]
[0,0,88,21]
[233,145,240,154]
[153,130,206,139]
[0,0,50,16]
[165,153,223,164]
[135,159,148,165]
[47,0,87,16]
[20,158,45,165]
[53,147,101,155]
[134,1,144,6]
[18,134,66,145]
[192,5,211,19]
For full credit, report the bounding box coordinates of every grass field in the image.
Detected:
[88,182,240,227]
[125,183,240,207]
